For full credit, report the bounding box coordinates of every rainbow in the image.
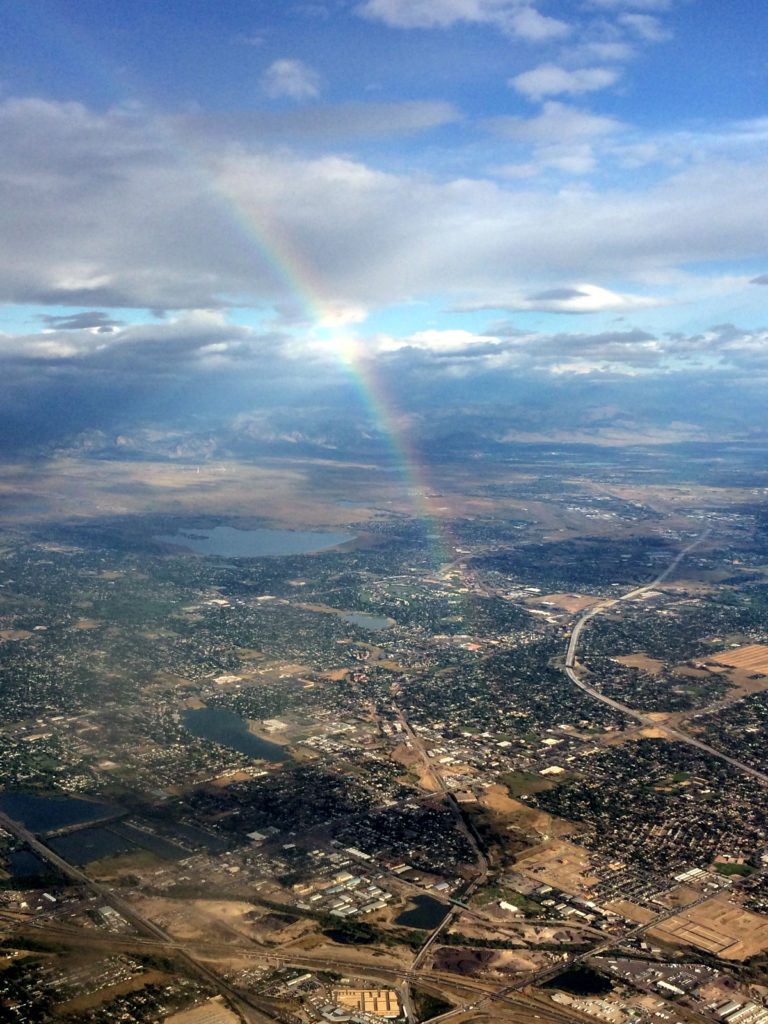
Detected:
[233,214,458,572]
[4,0,459,571]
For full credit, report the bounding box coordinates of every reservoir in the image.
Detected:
[395,895,450,929]
[154,525,353,558]
[0,793,118,833]
[183,707,290,762]
[49,822,188,865]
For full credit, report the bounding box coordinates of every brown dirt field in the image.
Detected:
[658,884,704,908]
[132,897,268,946]
[433,946,548,978]
[280,934,414,969]
[514,839,599,896]
[206,769,257,788]
[532,594,600,613]
[726,670,768,698]
[708,644,768,673]
[390,742,423,769]
[480,789,577,840]
[165,998,242,1024]
[672,665,712,679]
[613,654,665,674]
[416,767,442,793]
[0,455,388,529]
[599,724,670,746]
[637,725,672,739]
[445,916,528,944]
[480,784,526,815]
[0,629,32,640]
[88,849,165,880]
[602,899,656,924]
[649,895,768,959]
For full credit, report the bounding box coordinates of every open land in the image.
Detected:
[2,441,768,1023]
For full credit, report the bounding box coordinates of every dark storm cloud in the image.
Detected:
[40,311,123,331]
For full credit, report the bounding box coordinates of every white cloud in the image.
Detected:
[506,6,570,41]
[357,0,483,28]
[357,0,569,39]
[376,327,501,352]
[493,100,624,141]
[619,13,671,41]
[1,97,767,321]
[565,40,636,62]
[588,0,670,9]
[261,58,321,100]
[510,63,620,99]
[459,283,663,313]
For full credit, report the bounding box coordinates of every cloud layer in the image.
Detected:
[1,96,767,319]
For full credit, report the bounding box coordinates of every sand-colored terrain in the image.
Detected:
[129,896,313,948]
[649,894,768,959]
[602,899,657,924]
[613,653,665,675]
[530,594,601,613]
[479,786,577,840]
[165,997,241,1024]
[513,838,599,896]
[432,945,551,979]
[708,644,768,673]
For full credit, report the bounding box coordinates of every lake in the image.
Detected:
[154,525,354,558]
[0,793,118,833]
[395,895,450,929]
[183,707,290,762]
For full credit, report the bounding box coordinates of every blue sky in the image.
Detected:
[0,0,767,440]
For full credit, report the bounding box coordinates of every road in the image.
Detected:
[426,874,743,1024]
[561,530,768,786]
[391,702,493,1018]
[393,705,489,973]
[0,809,278,1024]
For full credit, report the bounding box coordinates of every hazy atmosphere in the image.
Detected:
[1,0,767,448]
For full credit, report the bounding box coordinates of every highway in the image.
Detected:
[561,530,768,787]
[0,809,279,1024]
[393,703,490,983]
[424,874,741,1024]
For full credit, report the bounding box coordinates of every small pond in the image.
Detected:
[544,966,613,996]
[395,895,450,929]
